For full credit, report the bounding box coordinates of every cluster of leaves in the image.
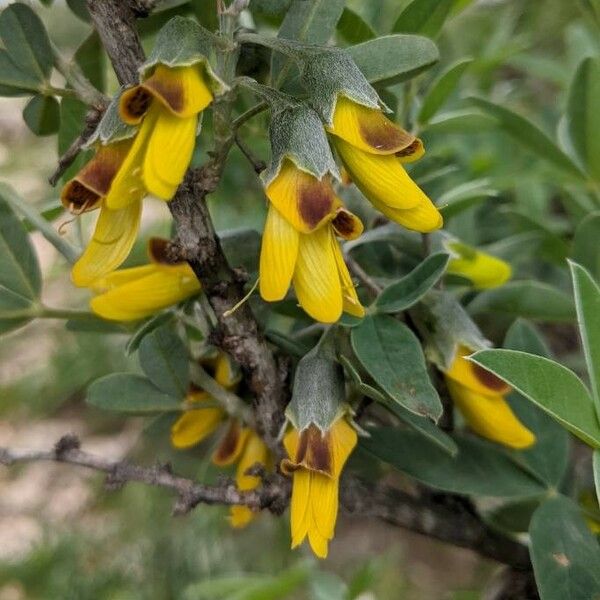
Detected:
[2,0,600,597]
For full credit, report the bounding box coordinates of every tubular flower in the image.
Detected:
[281,417,358,559]
[61,141,143,288]
[105,63,213,208]
[171,352,239,449]
[444,345,535,449]
[89,238,201,322]
[446,241,512,289]
[259,161,365,323]
[327,96,442,233]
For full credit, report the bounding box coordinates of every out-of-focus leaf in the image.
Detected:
[348,34,439,86]
[66,0,90,21]
[487,497,541,534]
[470,97,585,179]
[418,58,472,124]
[503,320,570,488]
[567,56,600,181]
[310,571,347,600]
[87,373,181,413]
[337,8,375,45]
[392,0,456,38]
[361,428,545,497]
[438,179,499,219]
[190,0,219,31]
[351,314,442,420]
[23,200,64,232]
[594,450,600,508]
[0,3,53,81]
[467,281,575,322]
[471,349,600,448]
[423,109,498,135]
[572,212,600,281]
[375,252,449,313]
[138,324,189,399]
[22,94,60,136]
[219,228,261,275]
[570,262,600,412]
[0,49,41,96]
[530,496,600,600]
[126,312,175,356]
[74,32,105,92]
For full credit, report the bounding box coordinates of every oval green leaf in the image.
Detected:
[392,0,455,38]
[23,94,60,136]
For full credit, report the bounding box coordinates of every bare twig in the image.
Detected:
[235,132,266,174]
[345,255,383,297]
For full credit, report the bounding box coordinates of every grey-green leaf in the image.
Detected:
[393,0,455,38]
[418,58,472,125]
[336,8,376,45]
[566,56,600,181]
[0,3,53,81]
[375,252,449,313]
[351,314,442,420]
[0,48,42,96]
[467,281,575,322]
[138,324,189,399]
[87,373,181,414]
[530,496,600,600]
[569,261,600,413]
[22,94,60,136]
[469,97,584,179]
[361,428,545,497]
[471,349,600,448]
[348,35,439,86]
[572,212,600,281]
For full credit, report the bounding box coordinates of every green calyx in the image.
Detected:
[85,89,137,147]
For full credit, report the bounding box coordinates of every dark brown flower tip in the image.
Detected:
[212,420,245,466]
[332,208,363,241]
[396,138,424,159]
[282,424,333,477]
[148,237,182,265]
[60,179,102,213]
[120,85,153,125]
[472,363,511,394]
[298,177,337,230]
[360,119,416,153]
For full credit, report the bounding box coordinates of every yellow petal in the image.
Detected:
[235,431,269,491]
[293,225,343,323]
[445,345,511,397]
[104,109,158,210]
[90,263,200,321]
[143,110,197,200]
[290,469,311,548]
[447,242,512,289]
[335,138,423,210]
[171,406,224,449]
[229,506,255,529]
[397,138,425,163]
[89,264,157,293]
[266,160,340,233]
[310,473,338,541]
[214,352,240,388]
[283,428,300,458]
[330,417,358,479]
[259,204,299,302]
[328,95,416,155]
[72,200,142,288]
[307,520,330,559]
[331,236,365,319]
[446,378,536,449]
[212,421,250,467]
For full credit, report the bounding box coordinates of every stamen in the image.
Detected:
[223,278,260,318]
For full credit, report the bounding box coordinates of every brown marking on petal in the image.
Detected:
[298,178,336,229]
[360,119,415,152]
[148,237,183,266]
[60,180,101,213]
[143,75,184,114]
[213,420,242,464]
[121,87,153,123]
[301,425,333,475]
[472,362,511,393]
[396,138,423,158]
[332,209,362,240]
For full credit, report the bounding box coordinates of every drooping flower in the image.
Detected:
[281,416,357,559]
[444,345,535,449]
[327,96,442,233]
[445,240,512,289]
[89,238,200,322]
[103,63,213,208]
[61,141,143,288]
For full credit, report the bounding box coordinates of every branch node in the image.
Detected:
[54,434,81,457]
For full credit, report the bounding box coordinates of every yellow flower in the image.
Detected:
[61,141,143,288]
[171,352,239,449]
[446,241,512,289]
[327,96,442,233]
[444,345,535,449]
[105,64,213,208]
[89,238,200,321]
[281,417,357,559]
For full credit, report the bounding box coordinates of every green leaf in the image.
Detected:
[467,281,575,322]
[351,314,442,420]
[530,496,600,600]
[361,428,545,497]
[503,320,570,488]
[469,97,584,179]
[126,312,175,356]
[22,94,60,136]
[336,8,376,45]
[566,57,600,181]
[348,34,439,86]
[423,109,498,135]
[418,59,472,124]
[0,3,53,82]
[570,262,600,413]
[66,0,90,22]
[375,252,449,313]
[438,179,499,219]
[471,349,600,448]
[594,450,600,508]
[57,97,91,181]
[393,0,456,38]
[138,324,189,399]
[87,373,181,414]
[0,49,41,96]
[572,212,600,281]
[74,32,105,92]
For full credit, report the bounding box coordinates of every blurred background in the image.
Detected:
[0,0,596,597]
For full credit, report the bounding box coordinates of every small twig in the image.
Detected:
[345,255,383,297]
[235,132,266,174]
[231,101,268,129]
